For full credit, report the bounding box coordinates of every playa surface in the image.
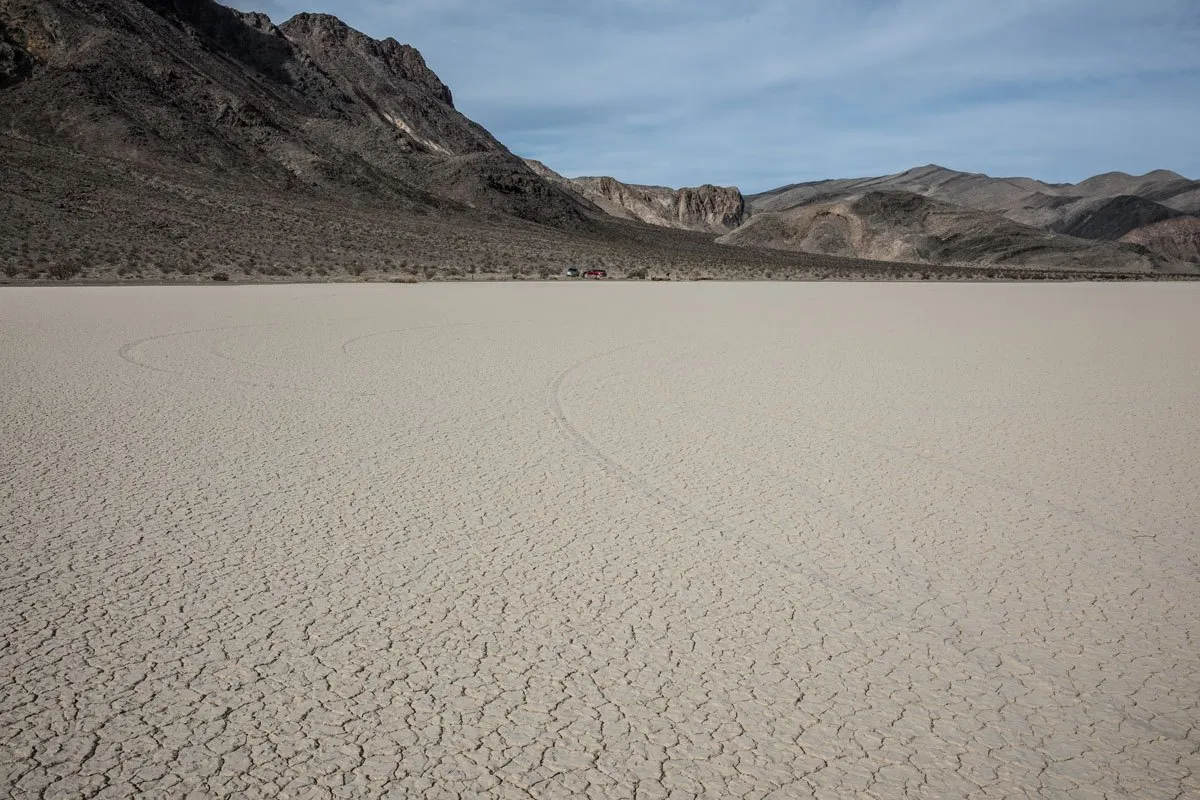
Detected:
[2,282,1198,799]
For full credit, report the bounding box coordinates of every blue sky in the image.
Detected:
[249,0,1200,192]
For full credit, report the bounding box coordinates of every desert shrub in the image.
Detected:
[46,261,83,280]
[211,272,230,281]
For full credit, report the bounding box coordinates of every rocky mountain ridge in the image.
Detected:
[524,159,747,233]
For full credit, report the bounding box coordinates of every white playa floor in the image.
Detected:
[2,282,1198,799]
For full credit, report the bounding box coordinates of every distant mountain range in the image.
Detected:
[561,163,1200,270]
[1,0,1196,280]
[744,164,1200,262]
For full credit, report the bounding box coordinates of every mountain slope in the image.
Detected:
[721,190,1181,273]
[1046,195,1187,240]
[0,0,598,226]
[1120,217,1200,264]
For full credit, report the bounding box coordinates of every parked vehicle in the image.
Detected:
[564,267,580,277]
[583,269,608,279]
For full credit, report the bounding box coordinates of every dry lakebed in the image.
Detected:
[2,282,1198,799]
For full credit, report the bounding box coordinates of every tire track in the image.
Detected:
[117,319,526,399]
[547,341,916,623]
[655,339,1182,567]
[546,340,1198,760]
[117,321,373,399]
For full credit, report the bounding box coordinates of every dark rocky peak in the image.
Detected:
[280,12,453,106]
[105,0,299,86]
[232,9,281,35]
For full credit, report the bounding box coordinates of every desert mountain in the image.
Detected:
[0,0,599,227]
[525,159,746,233]
[720,190,1175,272]
[752,165,1200,224]
[745,164,1199,265]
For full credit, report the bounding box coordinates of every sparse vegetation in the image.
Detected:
[0,137,1188,286]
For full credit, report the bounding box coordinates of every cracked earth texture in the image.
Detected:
[1,283,1198,799]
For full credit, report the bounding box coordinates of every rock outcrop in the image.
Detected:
[281,13,455,107]
[524,159,746,233]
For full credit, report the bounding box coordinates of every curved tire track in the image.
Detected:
[547,339,1197,759]
[117,321,373,398]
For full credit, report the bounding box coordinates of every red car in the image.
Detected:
[583,269,607,279]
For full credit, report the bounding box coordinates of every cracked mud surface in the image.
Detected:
[2,282,1198,799]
